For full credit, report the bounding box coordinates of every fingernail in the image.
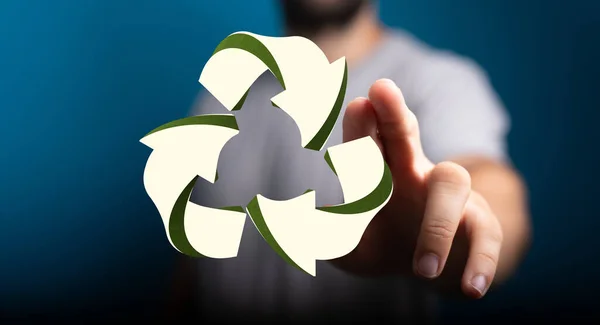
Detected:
[470,274,488,296]
[416,253,439,278]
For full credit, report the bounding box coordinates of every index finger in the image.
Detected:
[367,79,431,171]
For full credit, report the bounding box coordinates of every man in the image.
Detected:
[174,0,531,323]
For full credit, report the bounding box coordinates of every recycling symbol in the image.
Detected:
[140,32,394,276]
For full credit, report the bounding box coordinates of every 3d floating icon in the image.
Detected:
[140,31,394,276]
[140,115,246,259]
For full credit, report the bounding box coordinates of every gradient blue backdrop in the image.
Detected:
[1,0,599,321]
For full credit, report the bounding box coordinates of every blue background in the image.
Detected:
[1,0,599,321]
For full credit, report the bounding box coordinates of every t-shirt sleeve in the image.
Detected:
[410,52,511,164]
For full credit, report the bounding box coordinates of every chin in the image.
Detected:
[280,0,370,31]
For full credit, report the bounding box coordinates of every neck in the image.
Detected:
[285,5,384,67]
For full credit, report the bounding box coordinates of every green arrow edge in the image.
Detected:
[316,162,393,214]
[246,158,393,274]
[246,194,306,274]
[304,62,348,151]
[213,32,349,152]
[169,176,245,258]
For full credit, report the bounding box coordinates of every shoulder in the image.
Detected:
[383,30,493,103]
[388,31,510,163]
[386,29,489,81]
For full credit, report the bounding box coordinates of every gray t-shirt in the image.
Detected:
[189,29,509,323]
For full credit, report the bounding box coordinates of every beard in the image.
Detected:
[280,0,371,34]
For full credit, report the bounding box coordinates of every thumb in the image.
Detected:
[342,97,384,154]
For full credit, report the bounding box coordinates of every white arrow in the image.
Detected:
[140,115,247,258]
[199,31,347,151]
[246,136,394,276]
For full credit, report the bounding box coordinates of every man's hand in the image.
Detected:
[332,79,530,299]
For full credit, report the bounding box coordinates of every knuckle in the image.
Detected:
[405,110,420,135]
[424,218,457,241]
[472,206,504,244]
[469,191,493,213]
[491,221,504,244]
[430,162,472,190]
[467,201,504,244]
[469,191,486,205]
[476,251,499,267]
